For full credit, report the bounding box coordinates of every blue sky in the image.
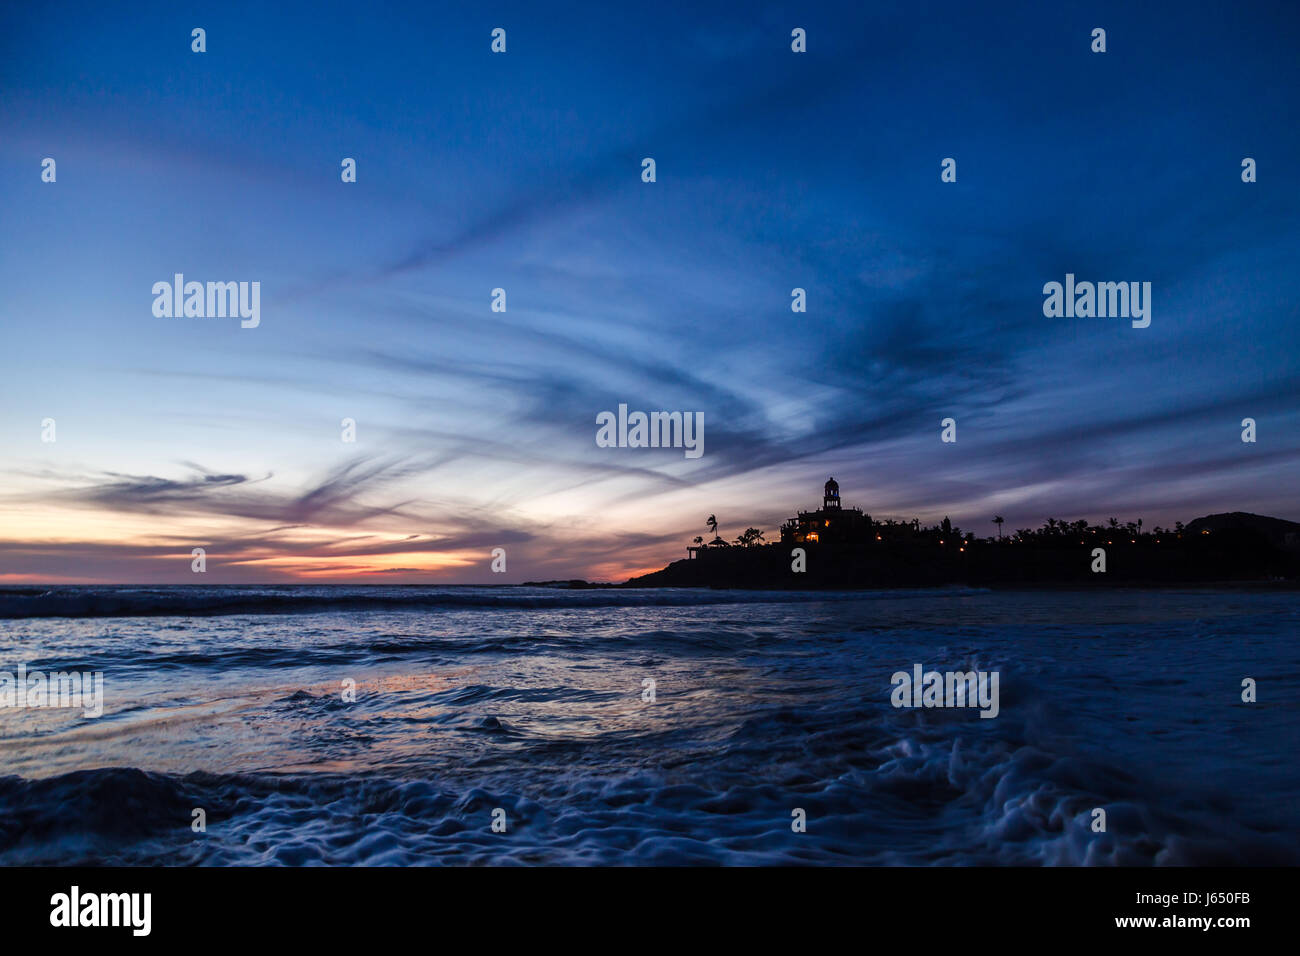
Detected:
[1,0,1298,583]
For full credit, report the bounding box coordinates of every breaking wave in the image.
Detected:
[0,585,975,620]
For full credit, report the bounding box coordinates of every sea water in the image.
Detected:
[0,585,1295,865]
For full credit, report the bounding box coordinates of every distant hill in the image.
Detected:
[521,579,613,589]
[1185,512,1300,549]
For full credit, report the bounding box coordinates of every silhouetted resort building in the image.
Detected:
[686,478,882,559]
[780,477,872,545]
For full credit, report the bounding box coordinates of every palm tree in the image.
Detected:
[693,536,704,546]
[706,514,718,538]
[993,515,1004,540]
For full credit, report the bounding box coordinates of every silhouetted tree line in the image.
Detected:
[719,515,1199,549]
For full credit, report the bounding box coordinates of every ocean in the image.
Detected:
[0,585,1296,865]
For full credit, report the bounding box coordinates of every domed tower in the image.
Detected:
[823,477,841,511]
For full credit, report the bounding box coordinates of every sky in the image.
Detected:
[1,0,1298,584]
